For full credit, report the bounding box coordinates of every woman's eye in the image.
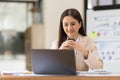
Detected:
[64,24,68,26]
[71,23,75,26]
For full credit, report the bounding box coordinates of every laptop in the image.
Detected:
[30,49,76,75]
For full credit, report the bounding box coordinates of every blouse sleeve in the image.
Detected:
[84,37,103,70]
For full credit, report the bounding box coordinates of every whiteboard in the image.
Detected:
[86,9,120,72]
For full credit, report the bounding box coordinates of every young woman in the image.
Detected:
[51,8,103,71]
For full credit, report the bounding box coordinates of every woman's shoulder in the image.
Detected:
[52,40,58,44]
[79,34,95,42]
[51,40,58,49]
[79,35,93,41]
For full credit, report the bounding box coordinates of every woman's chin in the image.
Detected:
[67,35,74,38]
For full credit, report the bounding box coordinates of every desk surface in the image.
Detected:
[1,71,120,80]
[2,74,120,80]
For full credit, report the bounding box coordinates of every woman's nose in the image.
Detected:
[68,25,73,30]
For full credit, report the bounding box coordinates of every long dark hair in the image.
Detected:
[58,8,86,48]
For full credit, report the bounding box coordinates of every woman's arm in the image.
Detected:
[84,38,103,70]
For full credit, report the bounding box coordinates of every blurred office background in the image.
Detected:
[0,0,120,72]
[0,0,84,71]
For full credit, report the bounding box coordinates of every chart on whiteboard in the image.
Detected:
[86,9,120,72]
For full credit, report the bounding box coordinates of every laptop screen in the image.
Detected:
[30,49,76,75]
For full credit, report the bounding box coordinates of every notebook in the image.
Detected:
[30,49,76,75]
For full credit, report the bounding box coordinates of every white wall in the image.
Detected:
[43,0,84,48]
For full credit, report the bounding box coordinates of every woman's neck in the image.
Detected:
[68,34,79,41]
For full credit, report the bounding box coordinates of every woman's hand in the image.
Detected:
[60,40,89,59]
[70,41,89,59]
[59,40,74,50]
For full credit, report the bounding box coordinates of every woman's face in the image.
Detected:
[62,16,81,39]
